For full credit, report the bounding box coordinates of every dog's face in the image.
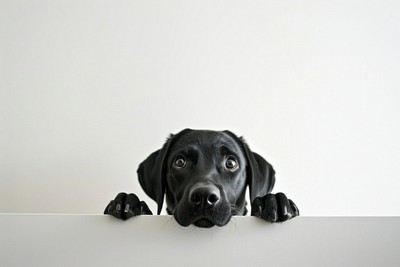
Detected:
[137,129,276,228]
[165,130,247,227]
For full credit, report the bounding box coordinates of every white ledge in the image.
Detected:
[1,214,399,266]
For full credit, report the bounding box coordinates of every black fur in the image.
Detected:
[104,129,299,227]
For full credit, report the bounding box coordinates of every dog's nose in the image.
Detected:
[189,185,221,208]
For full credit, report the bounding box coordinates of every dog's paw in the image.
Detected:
[104,192,152,220]
[251,192,299,223]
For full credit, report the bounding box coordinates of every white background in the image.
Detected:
[1,0,399,216]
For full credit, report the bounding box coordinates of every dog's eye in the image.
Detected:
[174,156,186,168]
[225,157,238,170]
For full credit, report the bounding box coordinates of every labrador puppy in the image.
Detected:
[104,129,299,227]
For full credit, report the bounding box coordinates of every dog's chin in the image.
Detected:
[173,202,233,228]
[174,212,231,228]
[193,218,215,228]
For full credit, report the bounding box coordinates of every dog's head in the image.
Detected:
[137,129,275,228]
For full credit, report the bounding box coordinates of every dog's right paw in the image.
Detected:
[104,192,152,220]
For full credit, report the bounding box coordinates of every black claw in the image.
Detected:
[276,192,293,222]
[139,201,153,215]
[289,199,300,217]
[266,210,278,223]
[263,194,278,223]
[125,210,136,220]
[104,201,113,215]
[140,205,145,214]
[124,204,130,213]
[251,197,264,217]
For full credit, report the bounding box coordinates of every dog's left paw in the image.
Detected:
[251,192,299,223]
[104,192,152,220]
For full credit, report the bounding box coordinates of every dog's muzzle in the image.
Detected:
[174,183,232,228]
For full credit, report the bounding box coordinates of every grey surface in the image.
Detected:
[1,215,399,266]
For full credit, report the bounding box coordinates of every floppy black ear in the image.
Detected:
[223,131,276,203]
[244,149,276,203]
[137,129,192,215]
[137,146,169,215]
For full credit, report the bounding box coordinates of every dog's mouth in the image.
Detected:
[193,218,215,228]
[173,210,231,228]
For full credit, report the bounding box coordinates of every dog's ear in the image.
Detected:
[223,131,276,203]
[244,149,276,203]
[137,144,169,215]
[137,129,192,215]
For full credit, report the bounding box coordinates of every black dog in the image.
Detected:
[104,129,299,227]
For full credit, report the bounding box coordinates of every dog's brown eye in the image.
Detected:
[226,157,238,170]
[174,156,186,168]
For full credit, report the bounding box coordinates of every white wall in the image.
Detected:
[1,0,399,216]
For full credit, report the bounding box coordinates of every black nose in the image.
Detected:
[189,185,221,208]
